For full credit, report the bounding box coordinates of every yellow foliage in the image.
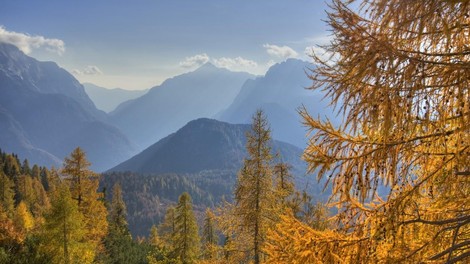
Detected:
[14,201,34,233]
[285,0,470,263]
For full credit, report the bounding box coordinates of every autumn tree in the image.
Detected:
[0,171,15,216]
[273,162,295,212]
[173,192,200,264]
[267,0,470,263]
[202,208,218,261]
[41,185,92,264]
[62,147,108,258]
[159,205,176,252]
[233,109,280,264]
[14,201,34,235]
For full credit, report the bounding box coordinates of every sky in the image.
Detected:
[0,0,331,90]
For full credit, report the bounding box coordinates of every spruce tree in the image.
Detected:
[173,192,200,264]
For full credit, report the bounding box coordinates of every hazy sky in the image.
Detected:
[0,0,330,90]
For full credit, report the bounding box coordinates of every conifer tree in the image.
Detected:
[108,183,130,237]
[234,110,275,264]
[62,147,108,259]
[267,0,470,262]
[149,225,163,249]
[0,171,15,216]
[273,162,295,212]
[41,185,92,264]
[202,208,218,260]
[173,192,200,264]
[62,147,96,207]
[159,206,176,252]
[14,201,34,234]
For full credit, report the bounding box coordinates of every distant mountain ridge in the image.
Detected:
[109,118,305,175]
[219,58,336,148]
[83,83,148,113]
[0,43,134,171]
[110,63,254,149]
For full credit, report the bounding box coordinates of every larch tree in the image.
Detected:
[268,0,469,263]
[0,171,15,216]
[14,201,34,235]
[202,208,218,261]
[41,185,92,264]
[273,162,295,211]
[159,205,176,252]
[173,192,200,264]
[62,147,108,259]
[234,109,276,264]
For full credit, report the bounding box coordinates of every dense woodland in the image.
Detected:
[0,0,469,263]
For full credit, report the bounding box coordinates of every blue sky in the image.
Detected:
[0,0,330,90]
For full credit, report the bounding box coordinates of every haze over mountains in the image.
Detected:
[0,41,335,177]
[83,83,148,113]
[0,43,134,171]
[219,58,335,147]
[110,118,306,175]
[110,63,254,149]
[0,41,335,238]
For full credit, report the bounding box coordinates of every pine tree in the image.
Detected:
[108,183,130,237]
[41,185,92,264]
[104,183,149,264]
[173,192,200,264]
[234,110,275,264]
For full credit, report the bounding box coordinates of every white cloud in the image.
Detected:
[72,65,103,75]
[179,53,210,68]
[304,46,336,64]
[213,56,258,72]
[263,44,298,59]
[0,26,65,55]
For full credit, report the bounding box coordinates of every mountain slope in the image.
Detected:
[104,118,322,237]
[219,58,336,148]
[110,63,253,149]
[0,43,134,171]
[83,83,148,112]
[109,118,305,175]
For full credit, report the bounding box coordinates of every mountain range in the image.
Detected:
[103,118,325,237]
[109,118,306,175]
[0,43,134,171]
[83,83,148,113]
[110,63,254,149]
[218,58,336,148]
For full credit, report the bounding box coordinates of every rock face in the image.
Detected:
[110,63,253,149]
[0,43,134,171]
